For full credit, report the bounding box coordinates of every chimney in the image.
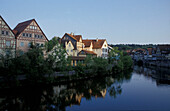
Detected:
[70,32,74,35]
[96,38,98,42]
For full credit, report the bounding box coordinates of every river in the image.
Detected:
[0,66,170,111]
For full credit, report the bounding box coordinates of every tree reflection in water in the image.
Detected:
[0,71,132,111]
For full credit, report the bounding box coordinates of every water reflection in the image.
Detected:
[0,72,132,111]
[133,65,170,86]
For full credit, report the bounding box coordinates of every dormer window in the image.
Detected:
[69,43,71,47]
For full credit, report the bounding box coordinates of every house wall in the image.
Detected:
[16,21,47,53]
[93,49,102,57]
[0,17,16,57]
[65,41,74,56]
[101,41,108,58]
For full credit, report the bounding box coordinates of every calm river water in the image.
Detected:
[0,66,170,111]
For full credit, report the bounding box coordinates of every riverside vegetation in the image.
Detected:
[0,37,133,87]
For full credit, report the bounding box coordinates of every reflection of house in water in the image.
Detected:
[134,66,170,86]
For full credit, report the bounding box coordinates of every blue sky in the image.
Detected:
[1,0,170,44]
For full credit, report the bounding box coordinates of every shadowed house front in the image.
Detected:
[0,16,16,57]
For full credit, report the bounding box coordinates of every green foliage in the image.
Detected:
[45,37,60,52]
[109,47,133,73]
[74,62,85,76]
[91,57,111,75]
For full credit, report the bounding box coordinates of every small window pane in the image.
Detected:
[6,31,8,35]
[6,41,10,47]
[29,34,32,37]
[2,31,4,35]
[23,33,25,36]
[26,33,28,37]
[20,42,24,47]
[28,43,31,47]
[35,34,37,38]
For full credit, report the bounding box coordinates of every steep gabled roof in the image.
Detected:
[78,50,97,55]
[74,35,82,42]
[61,33,83,42]
[61,33,77,41]
[13,19,33,37]
[0,15,15,36]
[82,39,106,49]
[13,19,48,41]
[82,40,92,47]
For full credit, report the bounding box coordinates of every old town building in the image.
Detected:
[13,19,48,54]
[0,16,16,57]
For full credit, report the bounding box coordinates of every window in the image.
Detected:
[1,31,4,35]
[36,43,40,47]
[67,49,69,52]
[38,35,40,38]
[6,41,11,47]
[20,42,24,47]
[71,50,73,52]
[30,26,33,29]
[69,43,71,47]
[23,33,25,36]
[26,33,28,37]
[40,35,43,39]
[41,44,44,47]
[29,34,32,37]
[35,34,37,38]
[6,31,8,35]
[102,48,104,52]
[28,43,31,47]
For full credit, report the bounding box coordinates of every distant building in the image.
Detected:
[13,19,48,54]
[82,39,108,58]
[61,32,108,58]
[0,16,16,57]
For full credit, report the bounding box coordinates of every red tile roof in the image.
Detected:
[74,35,82,41]
[62,33,82,42]
[78,50,97,55]
[82,39,106,49]
[147,48,152,55]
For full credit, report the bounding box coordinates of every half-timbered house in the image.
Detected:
[0,16,16,57]
[13,19,48,53]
